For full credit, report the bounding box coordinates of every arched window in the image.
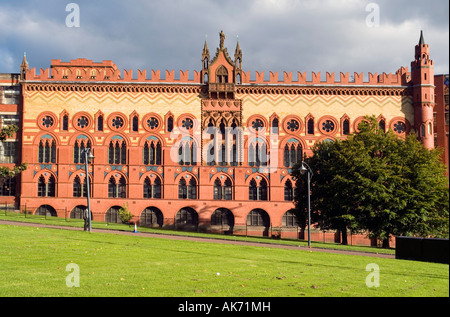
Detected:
[132,116,139,132]
[246,209,270,227]
[178,178,187,199]
[224,178,232,200]
[108,176,126,198]
[73,139,91,164]
[62,115,69,131]
[143,177,152,198]
[249,179,258,201]
[38,175,56,197]
[143,140,162,165]
[213,178,222,200]
[284,179,294,201]
[141,207,163,228]
[188,178,197,199]
[282,210,298,227]
[167,116,174,133]
[259,178,268,201]
[178,139,197,166]
[283,142,302,168]
[211,208,234,228]
[97,115,104,131]
[37,176,46,197]
[307,118,314,135]
[343,119,350,135]
[38,139,57,164]
[248,139,268,167]
[216,65,228,83]
[175,208,198,228]
[249,178,268,201]
[108,140,127,165]
[143,176,162,199]
[105,206,121,224]
[118,176,126,198]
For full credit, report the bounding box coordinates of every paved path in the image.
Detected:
[0,220,395,259]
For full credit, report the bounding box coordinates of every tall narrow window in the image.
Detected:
[249,179,257,201]
[97,115,104,131]
[108,177,117,198]
[47,176,56,197]
[153,177,161,199]
[343,119,350,135]
[73,176,82,197]
[223,178,232,200]
[132,116,139,132]
[178,178,187,199]
[62,115,69,131]
[188,178,197,199]
[259,179,268,201]
[118,176,126,198]
[284,180,294,201]
[143,177,152,198]
[214,178,222,200]
[38,176,46,197]
[307,118,314,135]
[38,139,57,164]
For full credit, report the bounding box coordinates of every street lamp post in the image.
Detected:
[82,148,94,232]
[300,162,313,248]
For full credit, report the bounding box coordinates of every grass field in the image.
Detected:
[0,222,448,297]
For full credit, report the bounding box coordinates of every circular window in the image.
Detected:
[112,116,124,129]
[251,119,264,131]
[286,119,300,132]
[38,113,58,131]
[182,118,194,130]
[393,121,406,134]
[318,116,338,136]
[146,117,159,130]
[42,116,54,128]
[77,116,89,129]
[321,120,335,133]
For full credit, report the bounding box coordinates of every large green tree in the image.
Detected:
[292,116,449,248]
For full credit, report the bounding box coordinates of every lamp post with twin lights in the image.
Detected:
[82,148,94,232]
[300,161,313,248]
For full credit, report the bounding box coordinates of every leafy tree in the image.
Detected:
[293,116,449,247]
[119,203,133,224]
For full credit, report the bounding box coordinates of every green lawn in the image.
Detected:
[0,223,448,297]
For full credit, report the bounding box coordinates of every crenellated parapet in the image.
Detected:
[23,58,410,88]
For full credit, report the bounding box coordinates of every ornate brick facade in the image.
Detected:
[1,31,446,245]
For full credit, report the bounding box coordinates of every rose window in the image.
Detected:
[42,116,54,128]
[77,116,89,129]
[286,119,299,132]
[182,118,193,130]
[251,119,264,131]
[393,122,406,134]
[321,120,335,133]
[146,117,159,130]
[111,116,124,129]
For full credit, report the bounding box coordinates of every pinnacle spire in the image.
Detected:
[418,30,425,45]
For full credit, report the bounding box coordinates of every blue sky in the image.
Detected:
[0,0,448,77]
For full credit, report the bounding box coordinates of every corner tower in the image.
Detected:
[411,31,435,149]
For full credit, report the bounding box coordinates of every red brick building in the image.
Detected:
[1,31,448,245]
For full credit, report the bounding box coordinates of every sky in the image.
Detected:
[0,0,448,79]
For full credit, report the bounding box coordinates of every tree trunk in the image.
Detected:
[382,238,390,248]
[341,229,348,245]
